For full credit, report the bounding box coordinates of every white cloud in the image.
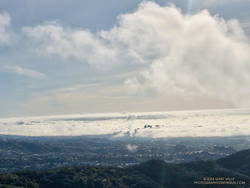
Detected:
[22,2,189,69]
[0,12,11,45]
[126,144,138,152]
[1,65,46,79]
[124,5,250,106]
[2,109,250,138]
[22,24,120,70]
[22,2,250,107]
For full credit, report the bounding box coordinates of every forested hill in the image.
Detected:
[1,150,250,188]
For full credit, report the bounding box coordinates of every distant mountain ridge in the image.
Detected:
[1,149,250,187]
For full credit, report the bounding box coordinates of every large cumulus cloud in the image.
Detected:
[23,2,250,106]
[123,3,250,105]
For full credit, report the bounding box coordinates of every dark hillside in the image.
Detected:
[1,149,250,188]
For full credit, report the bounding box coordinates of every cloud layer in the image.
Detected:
[22,2,250,106]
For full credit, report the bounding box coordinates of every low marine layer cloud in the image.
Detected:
[22,2,250,106]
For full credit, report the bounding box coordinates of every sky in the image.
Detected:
[0,0,250,117]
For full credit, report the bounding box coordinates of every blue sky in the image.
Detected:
[0,0,250,117]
